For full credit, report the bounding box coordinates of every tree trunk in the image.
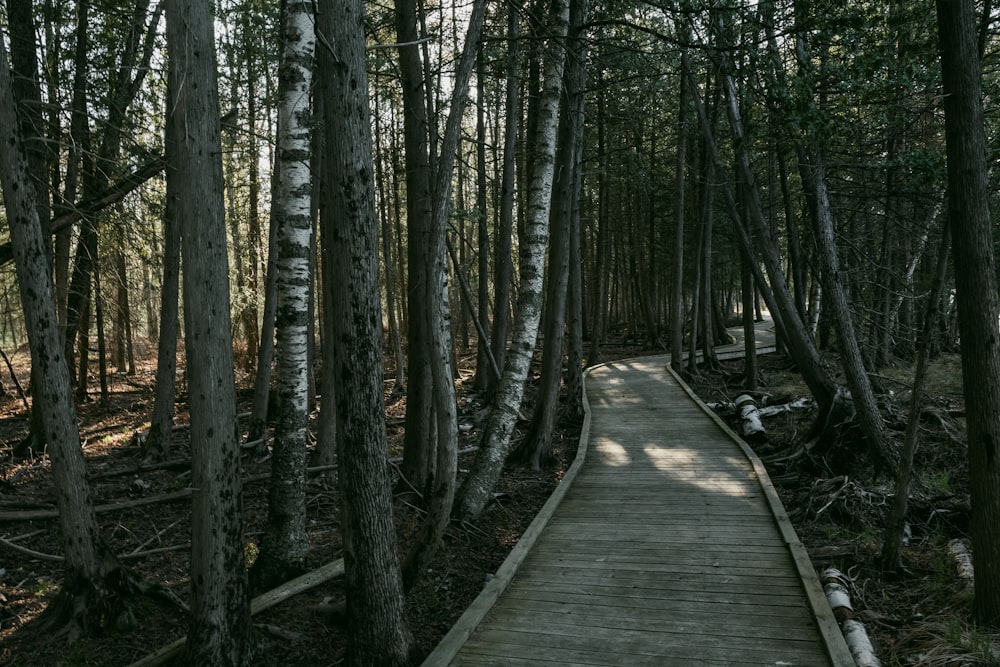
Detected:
[936,0,1000,625]
[671,50,690,371]
[881,223,950,573]
[373,85,406,397]
[488,0,520,398]
[165,0,253,660]
[519,0,588,469]
[322,0,415,658]
[402,0,488,587]
[397,0,436,496]
[804,150,894,467]
[0,33,125,640]
[741,214,758,390]
[587,84,610,367]
[247,164,281,446]
[251,0,316,592]
[311,89,338,474]
[697,60,838,419]
[143,95,181,462]
[474,49,491,392]
[454,0,570,523]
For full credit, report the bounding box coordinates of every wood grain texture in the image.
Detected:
[425,341,854,666]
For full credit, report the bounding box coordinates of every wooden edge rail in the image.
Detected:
[420,364,599,666]
[666,362,856,667]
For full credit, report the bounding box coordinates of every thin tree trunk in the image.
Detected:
[311,88,337,474]
[882,223,950,572]
[474,49,491,392]
[403,0,488,587]
[143,95,181,462]
[247,163,281,445]
[488,0,520,398]
[587,84,610,367]
[373,85,406,396]
[397,0,436,496]
[805,150,894,466]
[671,51,690,371]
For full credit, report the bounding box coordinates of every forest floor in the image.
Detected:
[0,340,995,665]
[684,351,998,666]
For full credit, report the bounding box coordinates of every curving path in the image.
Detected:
[425,333,854,666]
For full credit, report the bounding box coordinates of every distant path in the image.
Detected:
[424,324,853,666]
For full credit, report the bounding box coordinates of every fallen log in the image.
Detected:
[128,557,345,667]
[821,567,881,667]
[757,396,814,417]
[734,394,767,443]
[948,538,974,586]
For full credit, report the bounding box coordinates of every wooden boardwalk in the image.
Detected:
[425,352,854,666]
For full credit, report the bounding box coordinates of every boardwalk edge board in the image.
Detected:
[665,362,856,666]
[420,365,598,666]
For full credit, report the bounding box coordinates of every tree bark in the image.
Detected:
[251,0,316,592]
[519,0,588,469]
[0,31,124,640]
[321,0,415,658]
[671,50,690,371]
[936,0,1000,626]
[165,0,253,660]
[397,0,436,496]
[454,0,570,523]
[488,0,520,396]
[143,104,180,462]
[247,166,281,445]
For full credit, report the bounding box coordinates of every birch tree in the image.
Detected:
[454,0,571,523]
[251,0,316,592]
[519,0,588,469]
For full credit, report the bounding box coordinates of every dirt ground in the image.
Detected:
[0,341,996,665]
[0,345,581,666]
[684,351,997,666]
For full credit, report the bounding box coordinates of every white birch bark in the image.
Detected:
[253,0,316,589]
[454,0,571,523]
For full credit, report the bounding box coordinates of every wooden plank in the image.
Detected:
[489,596,819,632]
[520,555,806,580]
[464,628,829,664]
[506,573,811,600]
[427,346,850,667]
[502,585,813,616]
[529,540,795,563]
[481,608,825,647]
